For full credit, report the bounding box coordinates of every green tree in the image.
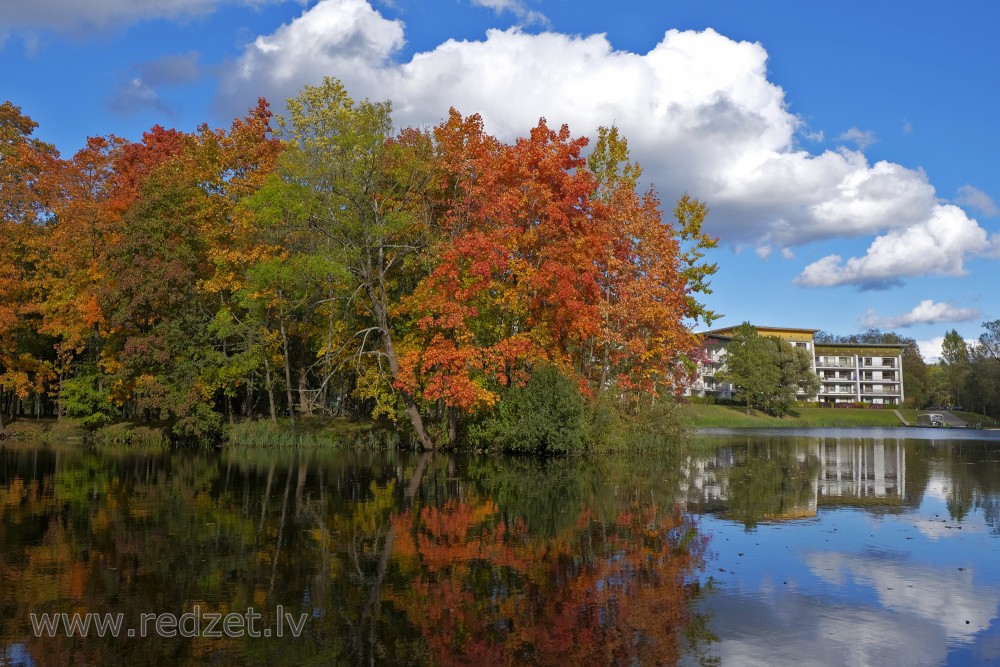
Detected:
[467,364,587,455]
[274,78,437,448]
[718,323,779,415]
[765,336,820,417]
[966,321,1000,419]
[720,323,819,417]
[941,329,970,408]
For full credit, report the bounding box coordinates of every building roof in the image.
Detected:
[702,325,821,336]
[814,342,907,350]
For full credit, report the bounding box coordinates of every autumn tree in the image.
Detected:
[0,102,58,426]
[584,126,717,397]
[397,111,604,445]
[34,136,128,424]
[396,113,715,447]
[40,103,281,437]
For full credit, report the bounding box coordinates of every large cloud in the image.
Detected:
[219,0,999,287]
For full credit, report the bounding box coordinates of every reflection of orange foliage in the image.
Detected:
[389,494,706,665]
[4,477,26,506]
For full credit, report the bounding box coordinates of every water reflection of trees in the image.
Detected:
[0,445,711,666]
[923,442,1000,531]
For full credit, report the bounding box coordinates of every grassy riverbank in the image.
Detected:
[687,404,903,428]
[686,404,999,429]
[4,406,997,448]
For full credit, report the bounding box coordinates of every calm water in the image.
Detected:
[1,428,1000,666]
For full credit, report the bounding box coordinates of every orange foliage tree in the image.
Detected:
[0,102,59,425]
[396,111,714,444]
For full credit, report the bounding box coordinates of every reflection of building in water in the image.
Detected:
[678,445,818,521]
[679,448,734,511]
[817,439,905,504]
[680,438,906,521]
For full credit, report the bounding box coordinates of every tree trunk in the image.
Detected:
[447,407,458,448]
[56,370,63,421]
[297,365,312,416]
[371,301,433,450]
[244,375,253,418]
[279,315,296,428]
[263,355,277,424]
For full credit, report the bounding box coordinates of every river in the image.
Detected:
[2,427,999,666]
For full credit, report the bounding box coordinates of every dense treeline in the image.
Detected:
[0,78,718,449]
[938,322,1000,419]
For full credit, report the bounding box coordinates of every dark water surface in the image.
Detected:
[1,428,1000,666]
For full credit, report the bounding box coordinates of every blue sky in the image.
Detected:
[4,0,999,360]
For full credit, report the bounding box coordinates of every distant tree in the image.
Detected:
[966,321,1000,419]
[941,329,970,408]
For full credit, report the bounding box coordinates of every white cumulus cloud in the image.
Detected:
[859,300,981,329]
[796,205,1000,289]
[218,0,1000,289]
[918,336,945,363]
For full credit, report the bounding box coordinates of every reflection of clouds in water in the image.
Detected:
[911,473,987,540]
[805,551,997,641]
[690,590,946,667]
[910,515,985,541]
[925,474,951,502]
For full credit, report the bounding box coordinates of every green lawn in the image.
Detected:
[687,404,1000,429]
[686,404,907,428]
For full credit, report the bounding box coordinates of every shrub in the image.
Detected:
[591,394,692,454]
[93,423,168,449]
[61,372,117,428]
[468,365,587,455]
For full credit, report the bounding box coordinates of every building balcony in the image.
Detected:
[816,361,856,369]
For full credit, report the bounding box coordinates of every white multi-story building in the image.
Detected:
[688,325,905,406]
